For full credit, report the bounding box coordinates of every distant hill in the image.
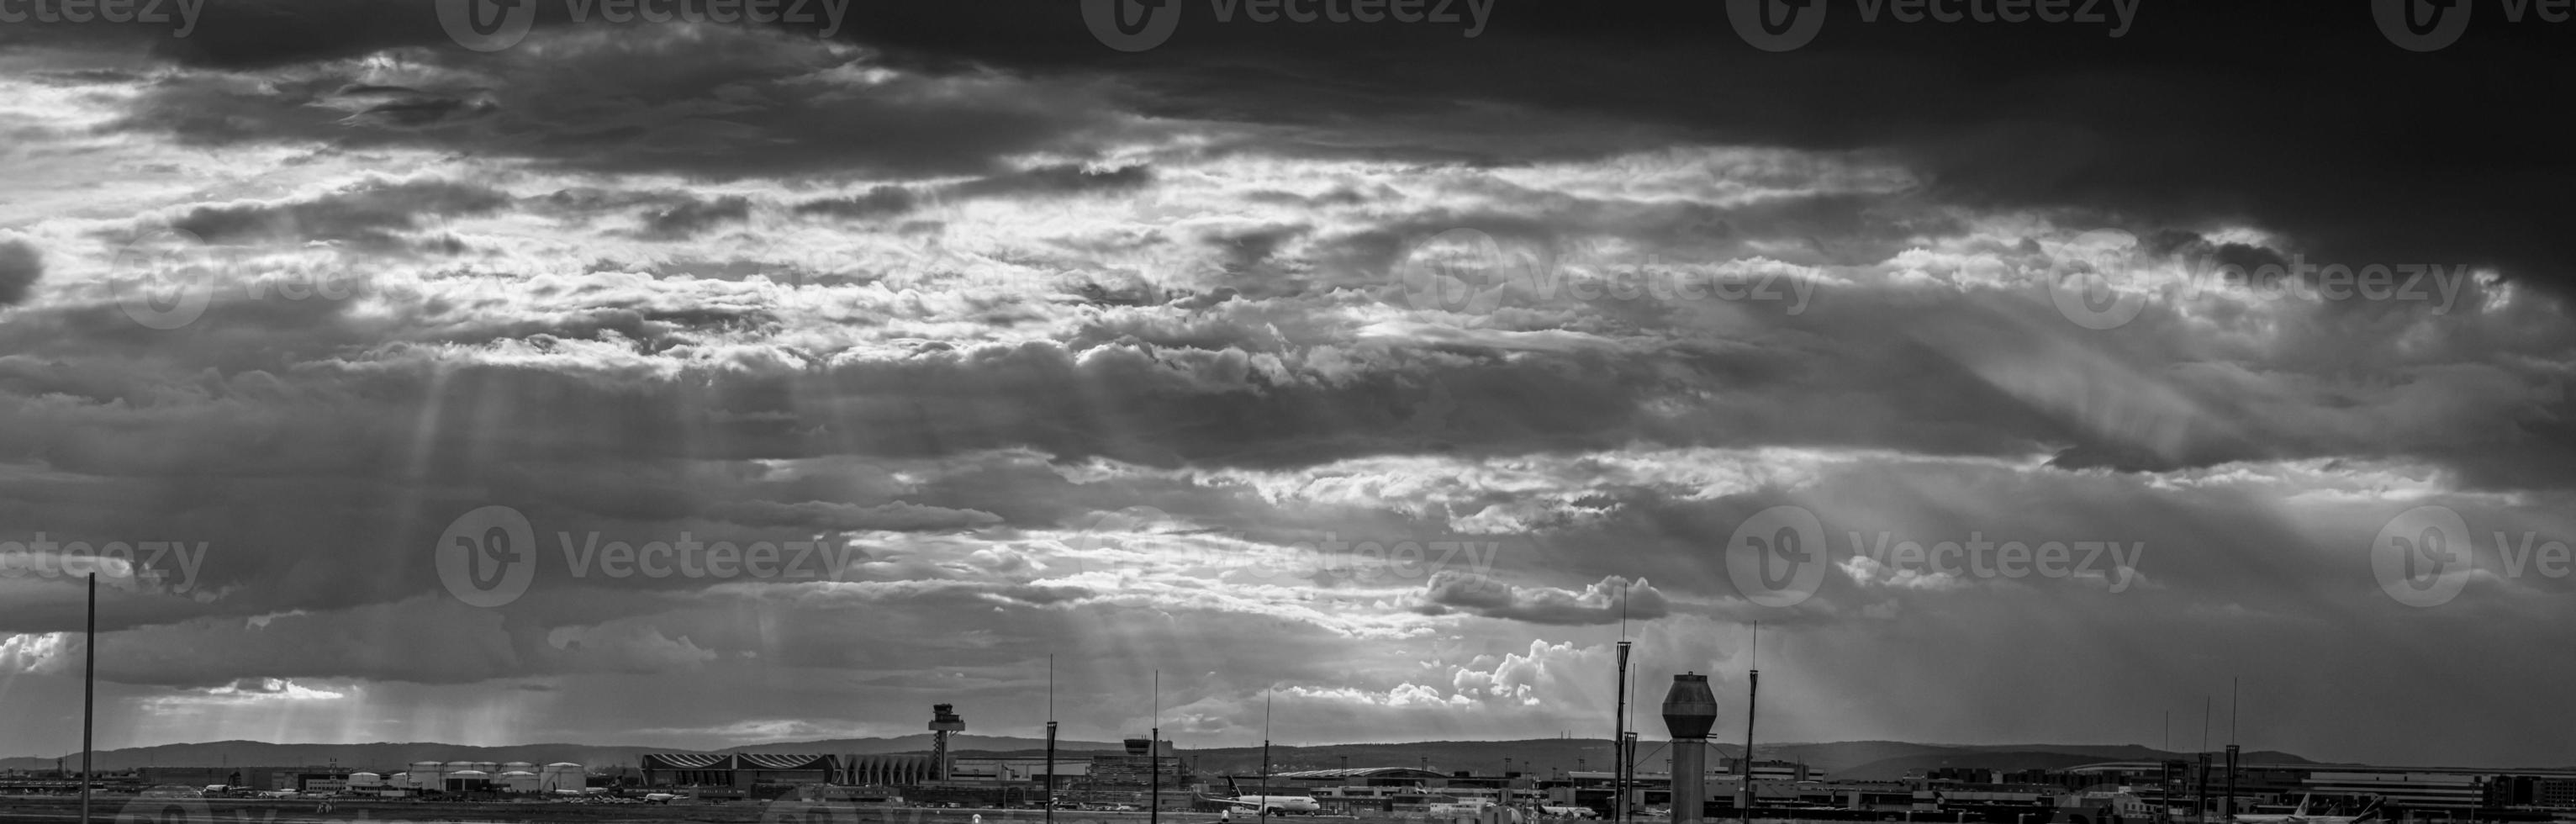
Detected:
[0,736,1136,774]
[0,737,2314,778]
[1833,747,2321,782]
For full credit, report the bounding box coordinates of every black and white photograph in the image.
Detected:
[0,3,2572,824]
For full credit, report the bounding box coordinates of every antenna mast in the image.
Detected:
[1151,670,1162,824]
[1045,655,1058,824]
[1740,622,1759,820]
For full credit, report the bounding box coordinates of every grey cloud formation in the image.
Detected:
[165,179,511,244]
[0,240,40,305]
[1418,573,1670,626]
[0,3,2571,769]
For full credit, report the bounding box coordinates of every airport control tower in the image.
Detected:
[929,704,966,780]
[1661,673,1718,824]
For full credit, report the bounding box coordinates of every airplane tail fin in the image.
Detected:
[2294,795,2311,817]
[1225,775,1243,798]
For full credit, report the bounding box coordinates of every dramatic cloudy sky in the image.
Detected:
[3,1,2573,769]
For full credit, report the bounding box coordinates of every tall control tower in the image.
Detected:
[929,704,966,779]
[1660,673,1718,824]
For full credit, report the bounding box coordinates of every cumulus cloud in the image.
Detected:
[1417,573,1670,626]
[0,5,2570,768]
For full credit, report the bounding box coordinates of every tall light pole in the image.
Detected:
[1613,640,1632,824]
[1045,655,1058,824]
[1739,624,1759,821]
[1260,689,1274,824]
[1150,670,1161,824]
[80,573,95,824]
[2225,679,2240,823]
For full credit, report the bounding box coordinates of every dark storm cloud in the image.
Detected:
[0,240,41,306]
[99,22,1146,182]
[794,185,918,219]
[62,0,2576,287]
[164,178,509,244]
[780,2,2576,290]
[705,499,1002,531]
[9,0,2576,761]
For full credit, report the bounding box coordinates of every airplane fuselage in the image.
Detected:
[1215,795,1321,814]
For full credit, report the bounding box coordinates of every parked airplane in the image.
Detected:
[1425,800,1491,817]
[642,792,689,804]
[1203,777,1321,815]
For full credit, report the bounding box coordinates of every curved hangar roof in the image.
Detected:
[1267,767,1451,780]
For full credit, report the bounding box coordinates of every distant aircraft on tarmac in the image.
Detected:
[2234,795,2383,824]
[1203,777,1322,815]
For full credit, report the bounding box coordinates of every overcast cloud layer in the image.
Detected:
[2,1,2573,769]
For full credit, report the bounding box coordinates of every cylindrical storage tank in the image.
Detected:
[388,773,409,789]
[348,773,383,789]
[499,772,542,793]
[409,762,445,789]
[446,769,489,793]
[469,762,500,776]
[542,763,584,792]
[501,762,536,774]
